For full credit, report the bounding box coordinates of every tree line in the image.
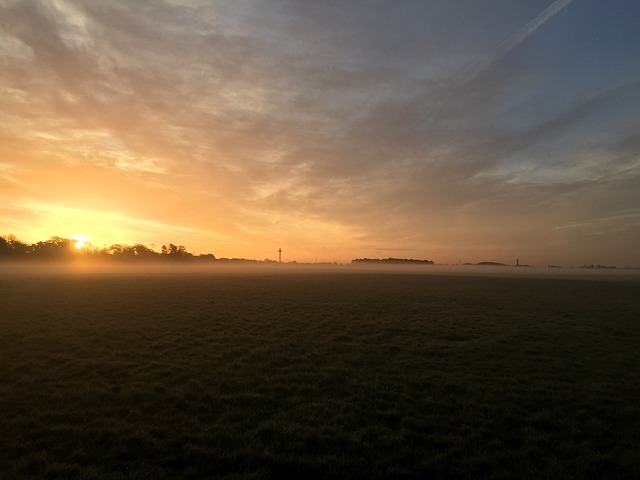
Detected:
[351,258,434,265]
[0,234,215,262]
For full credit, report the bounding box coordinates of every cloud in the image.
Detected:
[1,0,639,264]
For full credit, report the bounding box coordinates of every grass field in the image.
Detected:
[1,267,639,479]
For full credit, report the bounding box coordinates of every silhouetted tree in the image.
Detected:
[130,244,158,258]
[1,234,209,264]
[107,244,126,256]
[104,243,159,260]
[351,257,434,265]
[0,234,29,257]
[161,243,193,260]
[31,237,75,259]
[0,236,9,257]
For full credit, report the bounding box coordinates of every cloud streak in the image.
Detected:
[465,0,574,84]
[424,0,575,123]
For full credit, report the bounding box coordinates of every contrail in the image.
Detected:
[424,0,574,120]
[464,0,574,84]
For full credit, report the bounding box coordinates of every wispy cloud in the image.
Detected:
[0,0,639,264]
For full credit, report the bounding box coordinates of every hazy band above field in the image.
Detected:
[2,261,639,283]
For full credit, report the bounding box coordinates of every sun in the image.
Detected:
[72,235,89,250]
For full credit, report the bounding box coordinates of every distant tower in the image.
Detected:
[517,258,520,266]
[278,248,282,263]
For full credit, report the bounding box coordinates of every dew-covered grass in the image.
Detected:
[1,268,638,479]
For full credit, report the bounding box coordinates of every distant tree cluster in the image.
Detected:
[0,234,215,263]
[351,258,434,265]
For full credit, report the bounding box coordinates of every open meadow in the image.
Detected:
[1,266,639,479]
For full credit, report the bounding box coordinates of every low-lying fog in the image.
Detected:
[2,261,639,282]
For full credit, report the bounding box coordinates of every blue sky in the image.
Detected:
[1,0,639,265]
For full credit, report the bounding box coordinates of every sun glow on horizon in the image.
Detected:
[72,235,89,250]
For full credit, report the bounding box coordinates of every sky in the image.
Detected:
[1,0,639,266]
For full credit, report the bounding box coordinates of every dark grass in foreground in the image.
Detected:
[1,270,639,479]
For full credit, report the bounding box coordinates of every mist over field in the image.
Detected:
[2,268,639,479]
[4,260,640,282]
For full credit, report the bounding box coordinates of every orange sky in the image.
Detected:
[1,1,639,266]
